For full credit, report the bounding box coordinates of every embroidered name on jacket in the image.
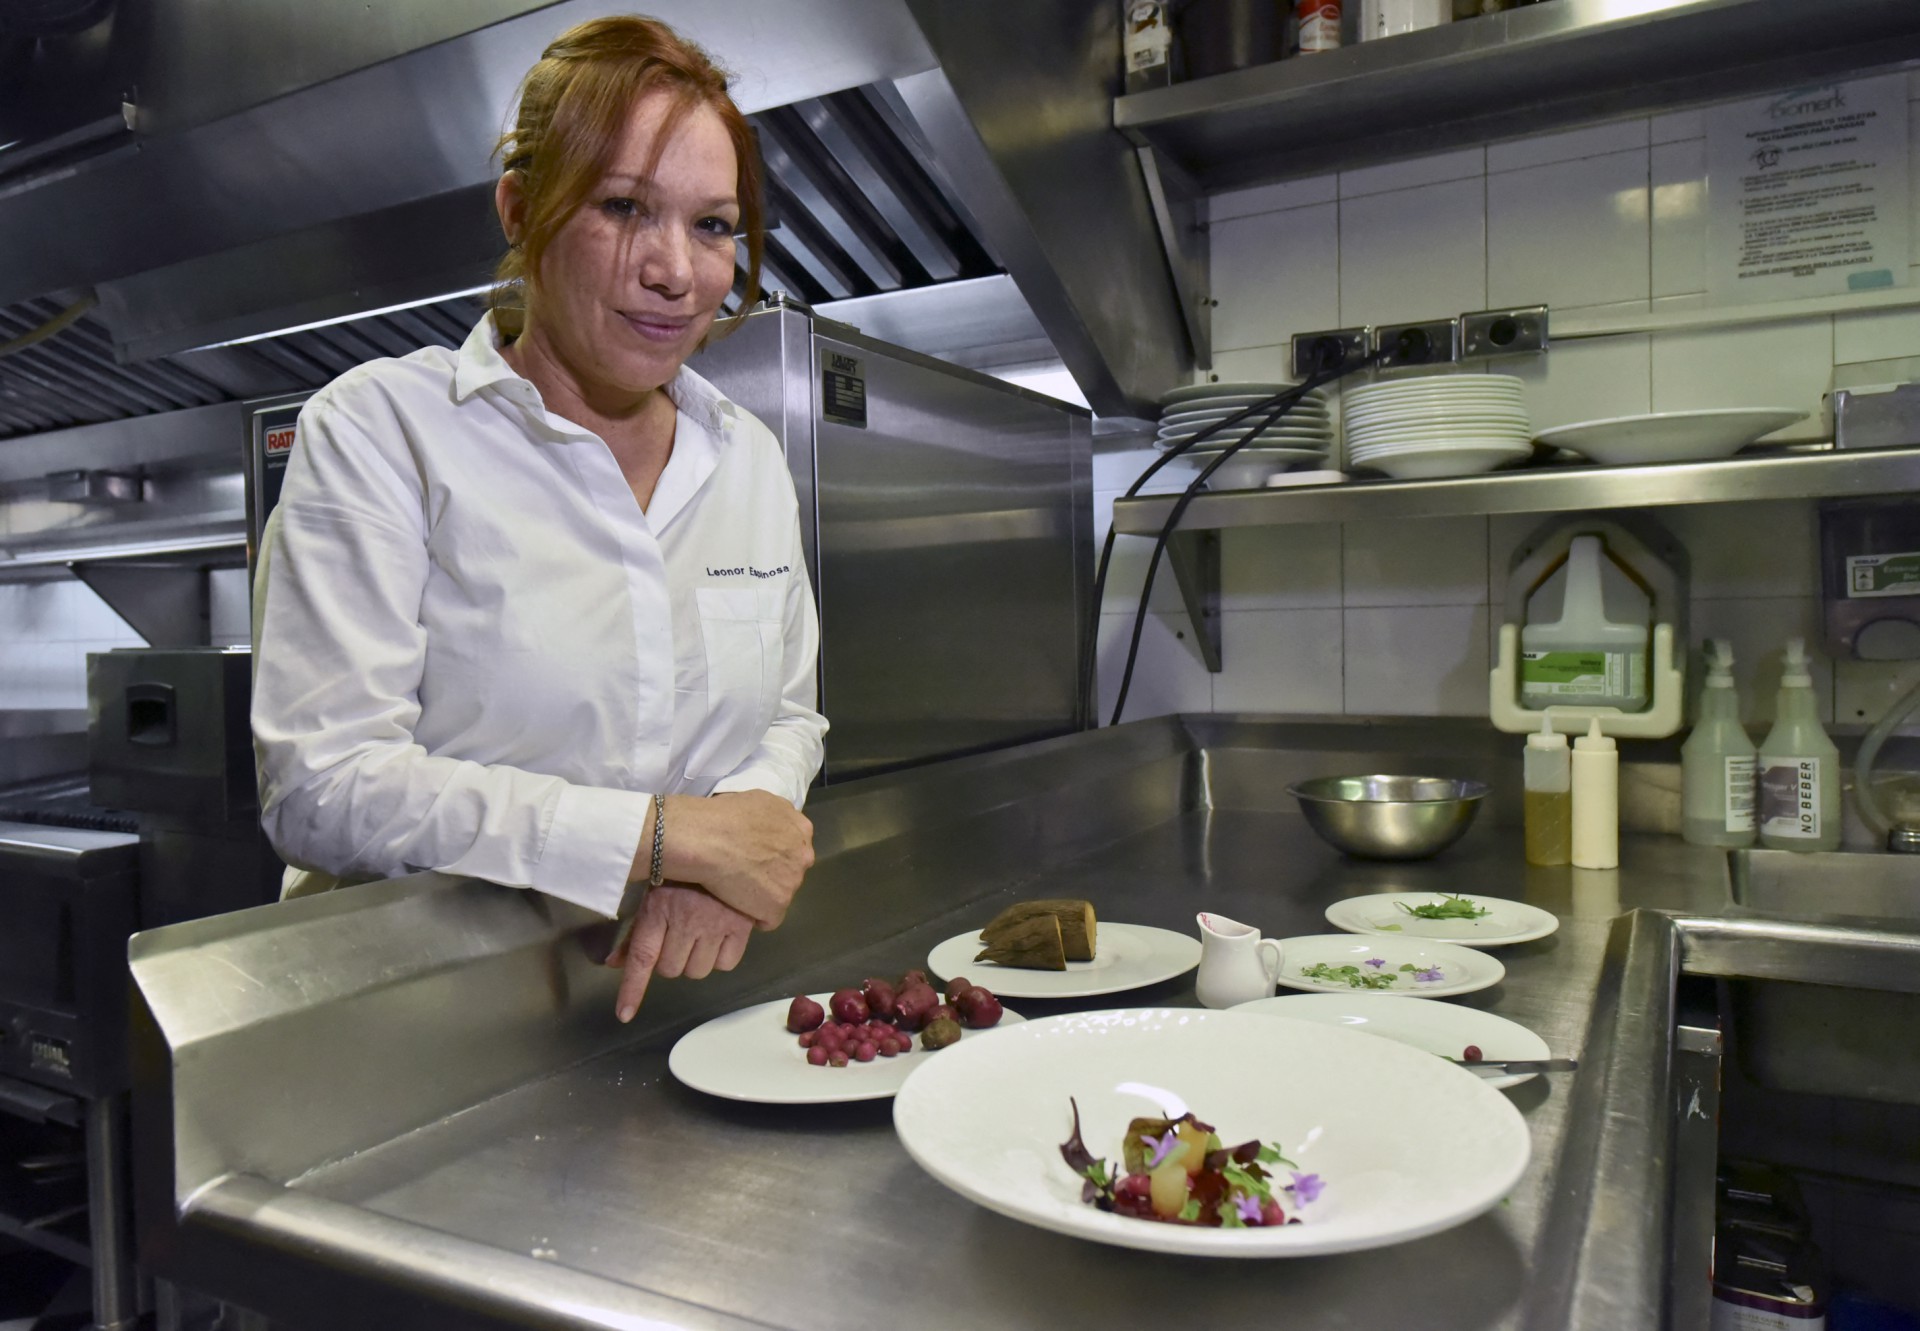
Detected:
[705,564,790,579]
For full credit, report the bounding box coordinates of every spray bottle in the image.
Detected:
[1756,638,1842,852]
[1681,640,1757,848]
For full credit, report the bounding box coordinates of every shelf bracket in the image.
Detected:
[1136,143,1211,370]
[1166,528,1221,673]
[68,559,211,648]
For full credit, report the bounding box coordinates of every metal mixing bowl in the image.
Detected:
[1286,775,1491,860]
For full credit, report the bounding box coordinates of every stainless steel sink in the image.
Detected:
[1729,847,1920,924]
[1717,850,1920,1107]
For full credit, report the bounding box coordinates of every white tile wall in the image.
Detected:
[1344,605,1492,716]
[1487,150,1648,310]
[1649,319,1834,441]
[1213,202,1339,354]
[1214,609,1344,714]
[1096,68,1920,726]
[1338,176,1486,326]
[1342,517,1487,608]
[0,578,145,709]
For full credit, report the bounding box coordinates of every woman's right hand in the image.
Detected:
[652,790,815,929]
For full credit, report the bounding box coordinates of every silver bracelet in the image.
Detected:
[649,792,666,888]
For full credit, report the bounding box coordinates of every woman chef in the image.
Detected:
[250,15,825,1023]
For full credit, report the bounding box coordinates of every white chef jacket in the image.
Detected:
[251,312,827,918]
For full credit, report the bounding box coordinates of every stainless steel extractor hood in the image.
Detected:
[0,0,1201,435]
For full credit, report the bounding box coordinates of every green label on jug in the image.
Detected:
[1846,551,1920,598]
[1521,650,1645,697]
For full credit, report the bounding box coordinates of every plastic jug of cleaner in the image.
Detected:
[1524,712,1571,865]
[1681,640,1757,848]
[1756,638,1841,852]
[1520,535,1650,713]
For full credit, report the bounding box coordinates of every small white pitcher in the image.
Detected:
[1194,912,1284,1009]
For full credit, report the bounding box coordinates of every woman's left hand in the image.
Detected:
[605,883,752,1022]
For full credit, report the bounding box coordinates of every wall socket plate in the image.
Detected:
[1290,327,1372,379]
[1375,319,1461,369]
[1461,306,1549,358]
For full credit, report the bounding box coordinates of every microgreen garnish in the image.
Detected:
[1396,894,1491,921]
[1059,1102,1320,1229]
[1300,961,1400,990]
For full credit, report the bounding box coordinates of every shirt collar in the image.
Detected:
[452,311,734,444]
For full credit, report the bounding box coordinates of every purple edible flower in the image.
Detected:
[1414,966,1445,982]
[1236,1194,1264,1223]
[1146,1130,1180,1168]
[1288,1171,1324,1205]
[1364,957,1387,969]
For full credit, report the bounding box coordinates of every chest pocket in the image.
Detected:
[686,583,785,780]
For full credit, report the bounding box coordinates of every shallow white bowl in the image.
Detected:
[893,1008,1532,1257]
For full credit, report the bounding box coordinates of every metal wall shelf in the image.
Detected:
[1110,447,1920,671]
[1110,447,1920,535]
[1115,0,1920,190]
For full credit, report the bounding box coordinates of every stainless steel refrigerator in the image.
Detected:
[245,299,1095,783]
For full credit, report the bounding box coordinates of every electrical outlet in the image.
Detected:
[1375,319,1461,369]
[1290,327,1372,379]
[1460,306,1549,358]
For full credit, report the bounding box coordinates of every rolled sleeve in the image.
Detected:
[535,784,653,917]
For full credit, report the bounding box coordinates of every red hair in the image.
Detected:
[492,15,763,334]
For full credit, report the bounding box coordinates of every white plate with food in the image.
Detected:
[892,1007,1530,1256]
[1231,993,1554,1090]
[927,922,1202,1000]
[1273,934,1504,998]
[1533,408,1807,464]
[1323,892,1560,946]
[669,990,1025,1105]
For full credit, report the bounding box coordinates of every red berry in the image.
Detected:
[828,1050,848,1068]
[806,1046,829,1066]
[798,1032,815,1049]
[855,1042,878,1062]
[1463,1045,1483,1063]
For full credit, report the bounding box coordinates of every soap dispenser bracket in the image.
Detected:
[1490,514,1690,739]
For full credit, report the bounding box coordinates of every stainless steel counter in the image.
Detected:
[126,716,1920,1331]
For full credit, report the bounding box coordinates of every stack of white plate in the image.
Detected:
[1156,381,1335,488]
[1343,374,1533,480]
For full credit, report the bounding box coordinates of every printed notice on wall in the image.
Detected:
[1706,76,1909,305]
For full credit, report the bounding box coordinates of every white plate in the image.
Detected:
[1346,423,1533,445]
[1161,381,1324,408]
[1346,373,1526,401]
[1533,408,1807,464]
[892,1008,1531,1256]
[1348,435,1534,455]
[1346,388,1526,407]
[1346,407,1532,429]
[668,992,1027,1105]
[1353,446,1531,479]
[1274,934,1504,997]
[927,922,1202,999]
[1323,892,1560,947]
[1230,994,1553,1091]
[1159,437,1328,459]
[1159,426,1328,445]
[1172,435,1332,452]
[1162,409,1330,431]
